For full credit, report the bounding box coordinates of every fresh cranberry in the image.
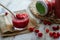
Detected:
[49,31,59,39]
[43,20,52,25]
[5,12,8,16]
[38,32,43,37]
[46,21,52,25]
[43,20,48,25]
[57,32,60,38]
[46,28,49,33]
[35,29,39,33]
[53,33,59,39]
[28,27,34,32]
[49,32,53,37]
[52,26,57,31]
[52,26,59,31]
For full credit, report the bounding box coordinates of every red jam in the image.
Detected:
[45,0,55,16]
[55,0,60,18]
[45,0,52,12]
[12,13,29,28]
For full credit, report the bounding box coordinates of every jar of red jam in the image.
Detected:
[12,13,29,29]
[36,0,55,16]
[32,0,55,16]
[55,0,60,18]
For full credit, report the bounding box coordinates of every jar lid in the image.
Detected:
[36,1,48,16]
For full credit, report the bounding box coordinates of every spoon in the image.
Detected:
[0,3,15,17]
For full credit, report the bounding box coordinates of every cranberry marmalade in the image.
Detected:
[55,0,60,18]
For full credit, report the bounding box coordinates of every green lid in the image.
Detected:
[36,1,47,16]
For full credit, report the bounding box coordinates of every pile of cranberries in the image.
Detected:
[43,20,52,25]
[45,28,60,39]
[49,32,60,39]
[28,26,60,39]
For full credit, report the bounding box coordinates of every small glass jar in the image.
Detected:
[12,13,29,30]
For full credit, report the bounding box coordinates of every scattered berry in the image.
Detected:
[52,26,57,31]
[53,33,59,39]
[5,12,8,16]
[46,28,49,33]
[28,27,34,32]
[49,32,59,39]
[43,20,48,25]
[49,32,53,37]
[38,32,43,37]
[52,26,59,31]
[35,29,39,33]
[43,20,52,25]
[57,32,60,38]
[47,21,52,25]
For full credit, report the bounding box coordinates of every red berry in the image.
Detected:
[43,20,51,25]
[52,26,57,31]
[43,20,48,25]
[38,32,43,37]
[28,27,34,32]
[53,33,58,39]
[52,26,59,31]
[46,28,49,33]
[5,12,8,16]
[49,32,53,37]
[47,21,52,25]
[35,29,39,33]
[57,32,60,38]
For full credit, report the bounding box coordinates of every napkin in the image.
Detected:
[0,13,13,33]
